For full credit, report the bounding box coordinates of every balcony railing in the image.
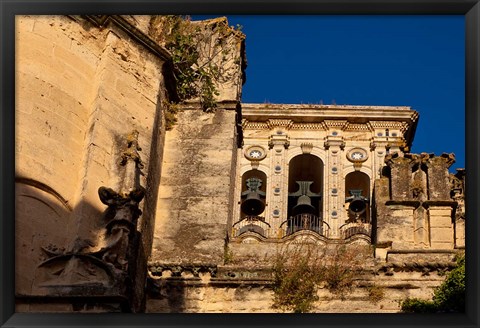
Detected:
[231,216,271,238]
[279,214,330,238]
[339,222,372,239]
[231,215,372,241]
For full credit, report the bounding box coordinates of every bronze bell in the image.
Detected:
[348,197,367,215]
[292,194,316,216]
[241,191,266,216]
[241,177,266,216]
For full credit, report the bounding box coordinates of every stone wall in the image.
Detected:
[149,106,239,266]
[148,17,245,271]
[15,14,246,313]
[145,263,453,313]
[15,15,171,312]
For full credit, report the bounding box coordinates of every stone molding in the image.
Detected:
[266,119,293,130]
[83,15,171,61]
[149,264,218,279]
[15,177,72,211]
[290,123,326,130]
[241,105,418,147]
[343,122,373,132]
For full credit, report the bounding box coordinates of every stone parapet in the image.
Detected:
[145,257,458,313]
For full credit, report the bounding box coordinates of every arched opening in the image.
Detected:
[234,170,268,237]
[345,171,370,223]
[240,170,267,218]
[286,154,324,235]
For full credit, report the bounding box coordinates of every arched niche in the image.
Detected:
[287,154,324,218]
[344,171,370,223]
[15,179,71,295]
[240,170,267,218]
[411,162,428,200]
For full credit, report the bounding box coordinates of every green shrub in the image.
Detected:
[400,298,437,313]
[433,254,465,312]
[400,253,465,313]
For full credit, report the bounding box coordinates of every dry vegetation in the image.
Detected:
[271,243,374,313]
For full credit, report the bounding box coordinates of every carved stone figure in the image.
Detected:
[98,186,145,271]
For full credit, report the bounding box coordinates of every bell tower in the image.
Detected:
[230,103,419,245]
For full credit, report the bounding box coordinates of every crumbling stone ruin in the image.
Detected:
[15,15,465,313]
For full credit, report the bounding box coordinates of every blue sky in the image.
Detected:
[194,15,465,171]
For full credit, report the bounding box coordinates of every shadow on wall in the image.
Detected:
[15,177,142,312]
[146,278,187,313]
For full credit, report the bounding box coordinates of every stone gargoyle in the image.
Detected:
[97,186,146,271]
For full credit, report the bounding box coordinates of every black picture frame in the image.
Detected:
[1,1,478,327]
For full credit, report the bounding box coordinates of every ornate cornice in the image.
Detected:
[240,105,419,151]
[368,121,406,130]
[399,122,410,133]
[290,123,325,130]
[343,122,373,132]
[266,119,293,130]
[323,120,348,129]
[242,119,269,130]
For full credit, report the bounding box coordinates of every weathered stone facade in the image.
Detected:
[16,14,172,312]
[15,15,465,313]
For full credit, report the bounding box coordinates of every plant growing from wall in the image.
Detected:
[272,244,323,313]
[400,253,465,313]
[324,246,373,299]
[150,15,244,128]
[223,244,234,265]
[366,285,385,304]
[271,244,373,313]
[161,100,180,130]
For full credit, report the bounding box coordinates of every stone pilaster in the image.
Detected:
[268,132,289,233]
[370,142,384,181]
[324,137,345,238]
[425,203,455,249]
[425,153,455,201]
[385,154,412,200]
